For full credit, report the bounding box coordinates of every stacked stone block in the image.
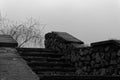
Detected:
[45,31,84,61]
[89,40,120,75]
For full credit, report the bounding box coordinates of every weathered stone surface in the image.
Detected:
[0,47,39,80]
[45,32,84,51]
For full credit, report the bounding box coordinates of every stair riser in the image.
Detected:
[28,64,73,67]
[23,58,67,63]
[33,69,75,72]
[20,54,63,58]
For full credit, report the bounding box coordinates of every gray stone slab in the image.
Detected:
[0,48,39,80]
[52,31,84,44]
[91,39,120,47]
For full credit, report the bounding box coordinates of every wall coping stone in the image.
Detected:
[0,35,18,47]
[52,31,84,44]
[91,39,120,47]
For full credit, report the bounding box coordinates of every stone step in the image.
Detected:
[19,52,63,58]
[22,56,68,63]
[32,67,76,73]
[39,75,120,80]
[37,72,75,76]
[17,48,58,52]
[27,61,74,67]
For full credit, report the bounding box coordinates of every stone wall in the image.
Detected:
[45,32,120,76]
[45,31,84,60]
[0,35,39,80]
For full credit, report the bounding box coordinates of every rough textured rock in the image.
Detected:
[75,40,120,75]
[45,31,84,62]
[45,32,120,76]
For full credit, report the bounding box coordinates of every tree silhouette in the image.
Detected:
[0,16,45,47]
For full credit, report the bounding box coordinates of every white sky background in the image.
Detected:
[0,0,120,44]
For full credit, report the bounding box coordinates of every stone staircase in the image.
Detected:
[11,47,120,80]
[17,48,77,80]
[1,32,120,80]
[16,31,120,80]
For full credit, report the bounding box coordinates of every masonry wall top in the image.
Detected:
[52,31,84,44]
[0,35,18,47]
[91,39,120,47]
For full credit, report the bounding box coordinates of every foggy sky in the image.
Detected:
[0,0,120,44]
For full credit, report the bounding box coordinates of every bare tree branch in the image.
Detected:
[0,17,45,48]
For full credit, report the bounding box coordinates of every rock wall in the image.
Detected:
[45,32,120,76]
[75,43,120,75]
[45,31,84,60]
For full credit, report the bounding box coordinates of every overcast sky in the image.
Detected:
[0,0,120,44]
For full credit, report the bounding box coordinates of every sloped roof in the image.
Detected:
[0,35,18,47]
[52,31,84,44]
[91,39,120,47]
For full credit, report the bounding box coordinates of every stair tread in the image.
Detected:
[17,48,58,52]
[37,71,75,74]
[22,56,68,62]
[27,61,72,65]
[27,61,74,67]
[39,75,120,80]
[32,67,76,73]
[20,52,62,55]
[37,72,76,76]
[33,68,75,72]
[32,67,76,70]
[22,56,66,60]
[20,52,63,58]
